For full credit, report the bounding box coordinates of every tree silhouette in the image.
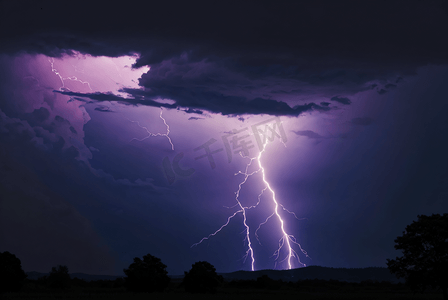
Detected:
[387,213,448,300]
[48,265,71,289]
[0,251,27,293]
[183,261,223,293]
[123,253,170,292]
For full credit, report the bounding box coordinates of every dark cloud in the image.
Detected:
[2,0,446,68]
[56,90,330,116]
[1,1,447,116]
[377,89,387,95]
[57,91,138,102]
[94,106,113,113]
[188,117,204,120]
[330,96,351,105]
[55,91,177,109]
[320,102,330,107]
[385,83,397,89]
[0,145,116,274]
[0,109,60,151]
[54,115,67,123]
[0,108,118,274]
[183,108,203,114]
[292,130,324,139]
[351,117,374,126]
[71,97,93,104]
[24,107,50,125]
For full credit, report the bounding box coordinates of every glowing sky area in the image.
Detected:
[0,0,447,276]
[48,53,312,271]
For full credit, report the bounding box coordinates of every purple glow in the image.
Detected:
[6,52,311,271]
[1,2,447,277]
[192,119,310,270]
[2,46,447,275]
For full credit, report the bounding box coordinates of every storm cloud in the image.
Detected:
[1,0,447,116]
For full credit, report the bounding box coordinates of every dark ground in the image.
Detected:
[1,276,443,300]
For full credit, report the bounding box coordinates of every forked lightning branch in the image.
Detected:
[188,117,310,271]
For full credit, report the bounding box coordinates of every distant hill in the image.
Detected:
[219,266,403,283]
[26,266,402,283]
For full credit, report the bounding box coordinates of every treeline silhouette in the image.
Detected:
[2,213,446,298]
[0,250,421,296]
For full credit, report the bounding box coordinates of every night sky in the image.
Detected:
[0,0,447,276]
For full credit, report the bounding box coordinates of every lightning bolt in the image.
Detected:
[255,142,309,269]
[128,108,174,151]
[49,56,174,154]
[191,155,259,271]
[192,137,309,271]
[49,57,93,91]
[233,156,261,271]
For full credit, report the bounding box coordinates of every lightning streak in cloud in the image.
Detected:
[49,57,93,91]
[128,108,174,150]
